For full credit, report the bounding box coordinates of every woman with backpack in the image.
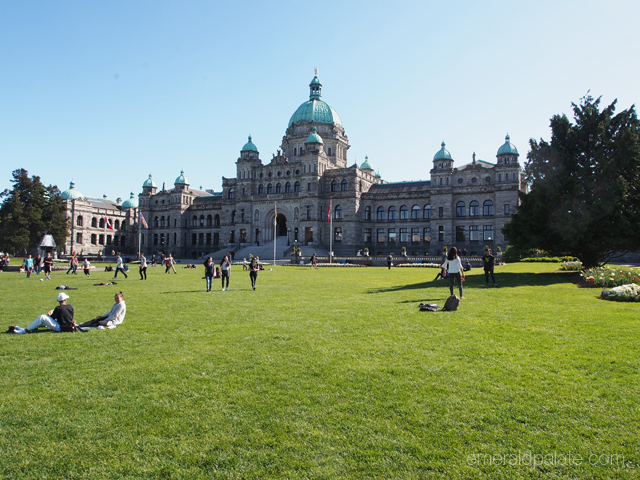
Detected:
[442,246,465,299]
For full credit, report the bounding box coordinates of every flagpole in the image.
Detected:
[103,208,107,254]
[329,198,333,264]
[273,201,277,266]
[137,210,141,260]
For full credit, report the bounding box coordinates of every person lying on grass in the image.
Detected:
[77,292,127,330]
[7,293,78,334]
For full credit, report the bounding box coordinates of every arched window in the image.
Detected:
[76,216,83,226]
[254,210,259,222]
[91,217,97,228]
[328,147,332,156]
[411,205,420,219]
[267,184,273,194]
[154,217,159,228]
[423,205,431,219]
[294,147,297,156]
[469,201,480,216]
[377,206,385,221]
[483,200,494,216]
[200,215,205,227]
[161,216,165,227]
[214,214,220,226]
[122,220,127,230]
[276,183,282,193]
[192,215,197,227]
[258,184,264,194]
[294,181,301,192]
[231,211,236,223]
[114,219,120,229]
[388,206,397,220]
[456,202,466,217]
[99,218,105,229]
[341,179,348,191]
[228,188,235,199]
[365,206,371,220]
[335,205,343,219]
[207,215,212,226]
[400,205,408,220]
[331,180,338,192]
[285,182,291,193]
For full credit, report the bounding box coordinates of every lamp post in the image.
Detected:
[287,228,291,246]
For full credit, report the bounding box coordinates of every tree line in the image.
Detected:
[0,169,68,254]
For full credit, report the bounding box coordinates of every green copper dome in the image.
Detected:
[241,135,258,152]
[433,141,452,161]
[375,171,382,178]
[121,192,139,209]
[360,155,373,170]
[497,134,519,156]
[142,174,157,188]
[288,74,342,128]
[305,126,323,144]
[61,181,83,200]
[175,170,189,185]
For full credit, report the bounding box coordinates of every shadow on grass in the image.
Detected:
[159,290,207,294]
[368,271,580,294]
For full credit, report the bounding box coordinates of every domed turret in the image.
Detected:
[360,155,374,170]
[61,181,83,200]
[497,134,519,156]
[288,72,342,128]
[433,141,452,161]
[142,174,157,189]
[121,192,139,209]
[305,126,323,144]
[175,170,189,185]
[241,135,258,152]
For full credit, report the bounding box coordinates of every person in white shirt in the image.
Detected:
[139,253,147,280]
[114,253,128,279]
[78,292,127,329]
[442,246,465,299]
[82,258,91,277]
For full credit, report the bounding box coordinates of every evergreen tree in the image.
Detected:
[503,95,640,267]
[0,169,69,253]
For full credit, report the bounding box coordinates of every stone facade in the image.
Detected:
[63,74,526,258]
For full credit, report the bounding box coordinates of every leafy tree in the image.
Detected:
[503,95,640,267]
[0,169,69,253]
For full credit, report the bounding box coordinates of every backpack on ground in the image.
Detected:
[442,295,460,311]
[419,303,439,312]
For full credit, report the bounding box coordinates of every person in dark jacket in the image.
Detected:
[249,256,259,290]
[8,293,76,334]
[482,247,498,287]
[203,256,214,292]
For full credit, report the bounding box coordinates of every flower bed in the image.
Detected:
[559,261,582,271]
[581,266,640,288]
[601,283,640,302]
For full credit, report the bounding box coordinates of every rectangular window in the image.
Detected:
[364,228,372,243]
[192,233,197,245]
[206,233,212,245]
[240,229,247,243]
[91,234,97,245]
[334,227,342,242]
[469,226,479,241]
[423,227,431,242]
[106,235,112,245]
[438,226,444,242]
[307,206,312,220]
[214,233,219,245]
[76,233,82,244]
[121,236,126,246]
[199,233,204,245]
[230,231,235,243]
[377,228,385,243]
[499,173,502,182]
[113,236,119,246]
[411,228,420,243]
[504,204,510,215]
[307,183,311,191]
[160,233,166,246]
[439,207,444,218]
[153,234,158,246]
[456,226,465,242]
[388,228,397,243]
[399,228,408,242]
[483,225,494,241]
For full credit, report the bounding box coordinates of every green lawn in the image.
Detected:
[0,263,637,479]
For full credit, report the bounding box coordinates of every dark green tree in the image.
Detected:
[503,95,640,267]
[0,169,69,253]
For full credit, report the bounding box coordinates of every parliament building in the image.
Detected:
[62,73,525,258]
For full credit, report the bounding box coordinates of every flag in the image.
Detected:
[327,201,331,223]
[105,217,113,230]
[140,213,148,229]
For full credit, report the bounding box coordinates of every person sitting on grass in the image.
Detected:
[77,292,127,330]
[8,293,78,334]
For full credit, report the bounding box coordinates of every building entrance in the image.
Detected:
[276,214,287,236]
[305,227,313,245]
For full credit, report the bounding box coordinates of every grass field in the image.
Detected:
[1,263,638,479]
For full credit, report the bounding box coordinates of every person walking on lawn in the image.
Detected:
[113,253,128,279]
[220,255,231,291]
[249,256,259,290]
[441,246,465,299]
[139,253,147,280]
[203,256,214,292]
[482,247,498,287]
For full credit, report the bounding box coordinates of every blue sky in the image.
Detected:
[1,0,638,200]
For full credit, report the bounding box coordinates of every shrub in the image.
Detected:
[560,261,582,271]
